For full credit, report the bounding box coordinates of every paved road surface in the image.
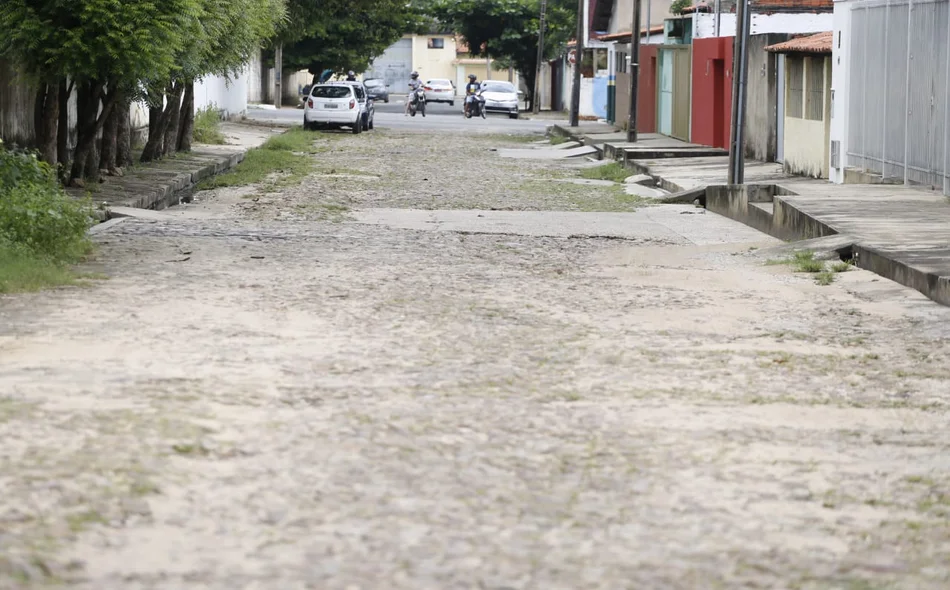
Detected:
[246,100,556,134]
[2,126,950,589]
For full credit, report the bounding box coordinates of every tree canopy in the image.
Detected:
[0,0,284,177]
[432,0,576,107]
[280,0,428,77]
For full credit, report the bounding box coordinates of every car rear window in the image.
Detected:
[364,80,383,87]
[312,86,351,99]
[482,82,515,93]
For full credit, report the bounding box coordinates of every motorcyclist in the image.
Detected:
[405,71,423,116]
[463,74,481,116]
[346,70,357,81]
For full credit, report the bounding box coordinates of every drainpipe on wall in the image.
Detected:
[902,0,913,186]
[944,1,950,194]
[714,0,721,36]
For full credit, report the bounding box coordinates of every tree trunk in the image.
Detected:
[58,80,72,168]
[70,82,101,183]
[116,100,132,169]
[144,104,163,159]
[177,81,195,152]
[99,94,121,173]
[163,83,183,157]
[34,83,59,165]
[69,80,117,185]
[86,133,100,181]
[141,83,178,162]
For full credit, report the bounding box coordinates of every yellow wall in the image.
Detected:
[783,56,831,179]
[411,35,457,83]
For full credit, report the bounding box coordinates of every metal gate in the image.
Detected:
[847,0,950,195]
[657,46,692,141]
[366,38,412,91]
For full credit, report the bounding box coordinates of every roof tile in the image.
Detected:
[765,31,833,53]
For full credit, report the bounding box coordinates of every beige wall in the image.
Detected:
[609,0,673,34]
[783,56,831,179]
[412,35,458,83]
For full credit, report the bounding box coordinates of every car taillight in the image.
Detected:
[424,86,432,91]
[349,99,356,109]
[307,99,313,108]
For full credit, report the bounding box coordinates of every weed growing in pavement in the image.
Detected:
[193,105,226,144]
[831,260,854,273]
[66,510,106,532]
[197,129,325,192]
[549,135,569,145]
[482,133,543,144]
[765,250,851,285]
[579,162,632,183]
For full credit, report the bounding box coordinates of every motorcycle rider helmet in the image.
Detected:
[411,71,419,79]
[468,74,476,80]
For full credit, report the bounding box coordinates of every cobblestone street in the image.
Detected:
[2,128,950,589]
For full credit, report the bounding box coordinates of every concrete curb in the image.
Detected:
[71,148,249,217]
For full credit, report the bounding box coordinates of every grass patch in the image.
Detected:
[766,250,842,284]
[66,510,106,532]
[171,442,210,456]
[549,135,569,145]
[0,144,96,292]
[197,129,324,192]
[790,251,824,273]
[579,162,631,183]
[831,261,854,273]
[483,133,542,144]
[192,106,226,145]
[0,243,82,293]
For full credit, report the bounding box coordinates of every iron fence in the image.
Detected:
[847,0,950,195]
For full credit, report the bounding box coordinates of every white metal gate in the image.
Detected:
[847,0,950,194]
[366,38,413,91]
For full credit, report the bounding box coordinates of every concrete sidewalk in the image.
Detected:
[630,154,950,306]
[71,122,279,214]
[552,124,729,162]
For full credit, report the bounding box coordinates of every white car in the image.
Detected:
[480,81,521,119]
[424,79,455,105]
[303,84,364,134]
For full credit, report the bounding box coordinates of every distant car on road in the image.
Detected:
[363,78,389,103]
[479,81,521,119]
[303,83,372,134]
[424,79,455,106]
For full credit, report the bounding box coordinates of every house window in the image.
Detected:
[428,37,445,49]
[805,57,825,121]
[787,57,804,119]
[618,52,627,73]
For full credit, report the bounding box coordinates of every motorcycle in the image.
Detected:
[409,88,426,117]
[464,93,486,119]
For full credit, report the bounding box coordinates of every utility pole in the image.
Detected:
[486,54,491,81]
[533,0,548,114]
[569,0,584,126]
[274,44,283,109]
[627,0,642,142]
[727,0,751,184]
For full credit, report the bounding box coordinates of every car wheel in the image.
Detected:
[352,118,362,134]
[509,112,519,120]
[450,101,455,107]
[368,116,374,130]
[384,98,389,103]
